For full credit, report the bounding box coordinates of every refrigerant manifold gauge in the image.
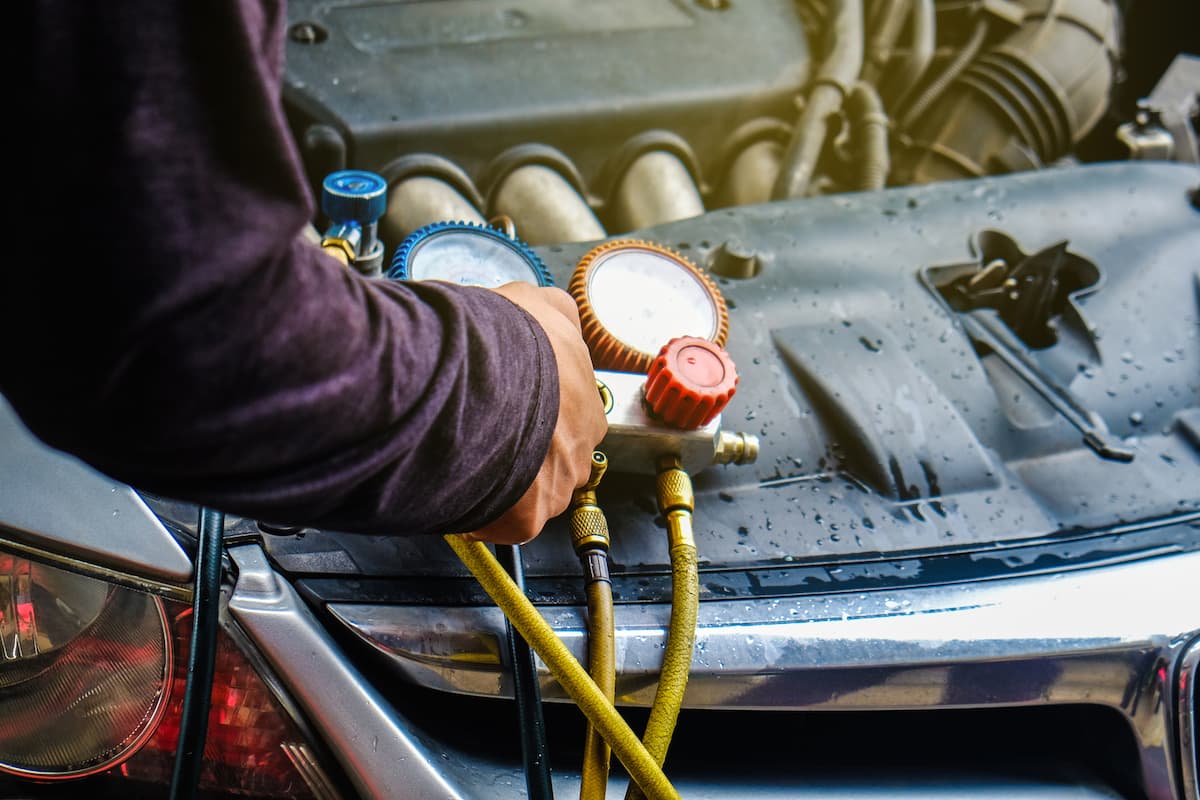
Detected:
[569,239,729,373]
[387,221,554,287]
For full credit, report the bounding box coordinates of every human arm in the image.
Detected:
[6,0,605,539]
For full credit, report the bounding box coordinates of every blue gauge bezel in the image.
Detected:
[387,221,555,287]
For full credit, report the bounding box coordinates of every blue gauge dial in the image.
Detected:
[387,221,554,287]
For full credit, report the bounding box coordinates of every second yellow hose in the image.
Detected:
[580,579,615,799]
[626,459,700,800]
[570,452,617,800]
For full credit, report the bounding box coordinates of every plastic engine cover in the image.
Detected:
[281,0,809,188]
[268,163,1200,607]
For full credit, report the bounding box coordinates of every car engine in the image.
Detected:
[0,3,1197,800]
[281,0,1194,246]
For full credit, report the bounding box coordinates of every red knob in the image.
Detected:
[644,337,739,429]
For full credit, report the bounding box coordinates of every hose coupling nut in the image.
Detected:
[655,456,694,514]
[570,505,611,554]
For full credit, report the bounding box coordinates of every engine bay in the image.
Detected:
[282,0,1195,244]
[272,0,1200,600]
[266,162,1200,605]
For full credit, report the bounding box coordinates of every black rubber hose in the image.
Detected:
[496,544,555,800]
[900,16,989,130]
[846,82,891,189]
[169,507,225,800]
[772,0,865,198]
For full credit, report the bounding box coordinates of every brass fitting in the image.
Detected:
[321,240,353,266]
[655,455,696,550]
[713,431,759,466]
[570,452,611,559]
[655,455,694,512]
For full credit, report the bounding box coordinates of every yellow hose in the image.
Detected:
[444,535,681,800]
[625,457,699,800]
[569,452,617,800]
[580,579,615,799]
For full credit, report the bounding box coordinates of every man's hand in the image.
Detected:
[468,282,608,545]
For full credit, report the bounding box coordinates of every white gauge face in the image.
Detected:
[586,248,719,356]
[409,232,539,287]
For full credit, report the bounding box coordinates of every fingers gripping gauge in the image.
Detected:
[387,221,554,287]
[569,240,729,373]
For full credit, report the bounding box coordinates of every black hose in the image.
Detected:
[900,16,989,130]
[773,0,865,198]
[169,507,225,800]
[847,82,891,189]
[496,544,554,800]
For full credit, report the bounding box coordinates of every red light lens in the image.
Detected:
[0,546,334,798]
[116,605,325,798]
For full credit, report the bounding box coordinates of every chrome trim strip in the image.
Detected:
[0,536,192,602]
[227,545,466,800]
[331,551,1200,800]
[1180,638,1199,800]
[281,742,343,800]
[0,398,192,585]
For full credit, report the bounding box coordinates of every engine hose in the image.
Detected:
[773,0,864,199]
[444,534,681,800]
[861,0,910,85]
[495,544,555,800]
[169,507,224,800]
[625,457,698,800]
[900,16,989,130]
[887,0,935,106]
[846,82,891,190]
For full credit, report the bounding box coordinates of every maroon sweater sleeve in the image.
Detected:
[5,0,558,535]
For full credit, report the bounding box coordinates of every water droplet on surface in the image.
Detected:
[1129,411,1144,425]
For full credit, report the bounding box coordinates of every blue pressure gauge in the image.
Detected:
[387,221,554,288]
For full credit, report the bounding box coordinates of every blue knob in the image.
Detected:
[321,170,388,225]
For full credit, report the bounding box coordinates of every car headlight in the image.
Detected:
[0,552,172,778]
[0,548,340,798]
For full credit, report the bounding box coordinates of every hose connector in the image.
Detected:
[321,170,388,276]
[713,431,759,466]
[655,455,695,551]
[570,452,611,579]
